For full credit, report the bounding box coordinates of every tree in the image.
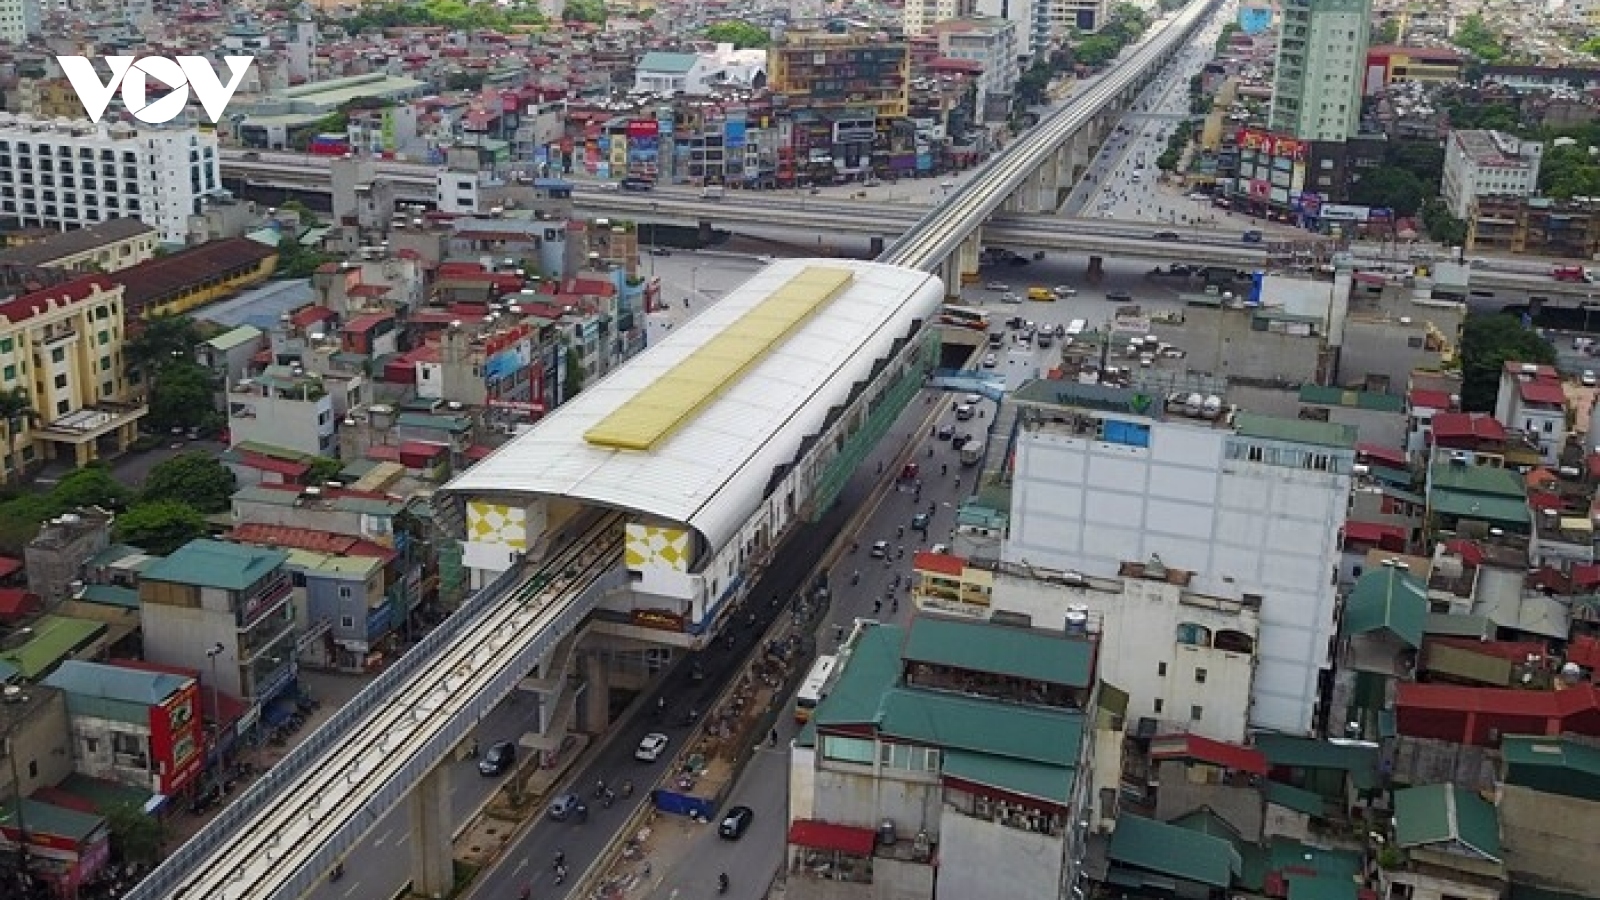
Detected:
[53,465,132,511]
[307,457,345,485]
[702,21,770,49]
[148,362,216,433]
[1452,14,1505,62]
[1420,198,1468,247]
[125,316,203,375]
[564,345,585,398]
[1347,166,1426,217]
[0,493,64,554]
[113,501,209,555]
[1459,314,1557,411]
[142,452,237,514]
[562,0,605,24]
[1538,143,1600,200]
[1075,35,1121,68]
[104,802,165,865]
[1373,17,1400,44]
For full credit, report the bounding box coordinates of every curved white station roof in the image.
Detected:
[446,258,944,551]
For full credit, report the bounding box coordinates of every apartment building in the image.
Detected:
[1362,45,1466,95]
[768,31,911,120]
[1268,0,1372,142]
[0,0,40,44]
[137,539,298,708]
[932,18,1021,122]
[13,77,90,120]
[1441,130,1544,220]
[41,659,206,798]
[1493,361,1567,465]
[1467,195,1600,258]
[902,0,976,36]
[226,366,340,459]
[0,114,222,246]
[0,277,145,481]
[788,616,1097,900]
[1002,383,1354,735]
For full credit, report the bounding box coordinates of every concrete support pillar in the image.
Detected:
[955,229,982,289]
[1052,147,1073,211]
[407,765,454,899]
[869,236,885,256]
[940,254,964,300]
[697,220,714,245]
[581,651,609,732]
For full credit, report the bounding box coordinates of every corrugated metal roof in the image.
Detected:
[1342,567,1427,648]
[1107,814,1241,888]
[142,539,287,591]
[901,615,1093,688]
[446,260,943,551]
[1392,783,1501,859]
[585,266,854,450]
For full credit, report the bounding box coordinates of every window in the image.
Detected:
[55,399,67,415]
[1190,705,1204,721]
[339,615,355,628]
[50,347,63,364]
[821,735,876,764]
[1195,668,1207,684]
[879,742,940,772]
[52,373,66,389]
[338,585,353,599]
[1153,698,1164,714]
[1157,662,1167,677]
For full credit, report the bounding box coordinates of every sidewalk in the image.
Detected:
[162,671,372,848]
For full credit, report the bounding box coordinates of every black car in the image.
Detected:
[478,740,516,776]
[936,424,955,440]
[719,806,754,839]
[912,512,931,532]
[1153,231,1181,241]
[1106,290,1132,302]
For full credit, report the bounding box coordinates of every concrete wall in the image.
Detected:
[935,808,1063,900]
[1005,419,1349,735]
[812,762,943,841]
[1500,785,1600,894]
[1153,760,1264,840]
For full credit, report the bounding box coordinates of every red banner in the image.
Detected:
[627,120,660,138]
[1236,128,1306,161]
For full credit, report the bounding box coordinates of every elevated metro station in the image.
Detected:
[442,259,944,758]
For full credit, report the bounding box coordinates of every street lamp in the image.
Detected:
[205,643,224,792]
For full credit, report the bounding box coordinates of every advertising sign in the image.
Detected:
[1320,203,1369,222]
[627,119,659,139]
[725,119,747,150]
[1236,129,1307,161]
[1237,5,1273,34]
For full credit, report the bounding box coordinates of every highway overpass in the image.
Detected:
[127,5,1220,899]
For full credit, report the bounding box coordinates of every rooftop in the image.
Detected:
[1391,783,1501,860]
[1342,566,1427,648]
[41,659,189,707]
[446,260,942,550]
[1234,412,1357,449]
[0,219,154,268]
[105,238,277,314]
[901,615,1093,688]
[0,276,117,326]
[140,539,287,591]
[1108,814,1241,889]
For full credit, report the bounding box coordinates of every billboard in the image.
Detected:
[467,501,528,549]
[1236,129,1307,161]
[1238,5,1273,34]
[627,119,659,139]
[725,119,747,150]
[625,524,690,572]
[151,679,204,795]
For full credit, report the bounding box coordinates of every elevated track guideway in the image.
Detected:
[129,3,1217,898]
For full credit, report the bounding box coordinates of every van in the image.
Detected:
[1066,319,1087,337]
[1027,287,1054,301]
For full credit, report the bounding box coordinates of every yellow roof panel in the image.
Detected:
[584,266,854,450]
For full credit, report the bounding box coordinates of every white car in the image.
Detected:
[1584,370,1597,387]
[1000,293,1023,304]
[984,281,1010,291]
[635,732,670,762]
[1053,285,1077,297]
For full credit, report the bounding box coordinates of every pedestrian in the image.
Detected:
[769,728,778,747]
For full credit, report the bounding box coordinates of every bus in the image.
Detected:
[939,305,990,331]
[794,654,839,723]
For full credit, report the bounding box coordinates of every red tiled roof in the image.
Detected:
[0,587,40,618]
[912,551,963,576]
[1429,637,1549,663]
[237,452,311,477]
[1442,539,1484,566]
[349,283,391,298]
[0,556,21,579]
[1573,563,1600,590]
[1343,521,1407,544]
[0,276,115,326]
[105,238,277,313]
[1568,634,1600,669]
[1519,380,1567,405]
[1355,443,1407,468]
[1504,361,1560,378]
[291,305,336,328]
[1396,682,1549,716]
[1408,389,1454,411]
[366,445,402,462]
[399,440,448,459]
[1430,412,1506,442]
[1149,733,1267,775]
[342,312,394,333]
[788,820,877,856]
[229,523,395,562]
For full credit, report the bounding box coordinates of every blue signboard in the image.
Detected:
[725,120,747,150]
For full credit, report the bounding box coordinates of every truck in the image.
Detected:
[1553,266,1595,283]
[960,440,984,467]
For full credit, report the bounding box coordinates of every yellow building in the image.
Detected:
[767,31,911,120]
[1364,45,1466,93]
[0,277,147,479]
[104,237,279,319]
[912,550,993,611]
[0,219,158,274]
[14,78,90,120]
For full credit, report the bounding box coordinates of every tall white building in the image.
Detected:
[933,18,1021,121]
[0,114,222,246]
[0,0,41,44]
[1003,384,1354,735]
[1441,129,1545,220]
[1268,0,1371,141]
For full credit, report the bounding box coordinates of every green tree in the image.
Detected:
[53,464,132,511]
[1459,314,1557,411]
[113,501,209,555]
[1538,143,1600,199]
[142,452,237,514]
[275,235,334,280]
[104,801,166,865]
[148,362,216,433]
[1373,17,1400,44]
[1420,198,1468,247]
[339,0,545,34]
[1347,166,1426,217]
[564,345,585,398]
[0,493,64,554]
[1075,35,1121,68]
[1385,141,1445,186]
[307,457,345,485]
[562,0,605,23]
[126,316,203,375]
[702,21,770,49]
[1452,14,1505,62]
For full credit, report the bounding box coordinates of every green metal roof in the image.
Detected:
[1170,807,1246,845]
[1254,735,1380,791]
[1266,781,1330,817]
[879,687,1082,766]
[1268,838,1363,885]
[205,325,264,353]
[901,616,1093,688]
[1288,875,1359,900]
[638,51,699,73]
[1500,735,1600,801]
[813,624,903,728]
[0,616,106,679]
[77,584,139,609]
[942,748,1076,803]
[1107,814,1241,888]
[1392,783,1501,860]
[141,539,287,591]
[1342,567,1427,648]
[58,772,152,814]
[1234,412,1356,449]
[1429,489,1530,526]
[1298,385,1406,413]
[1429,461,1526,497]
[1424,612,1493,638]
[0,798,104,842]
